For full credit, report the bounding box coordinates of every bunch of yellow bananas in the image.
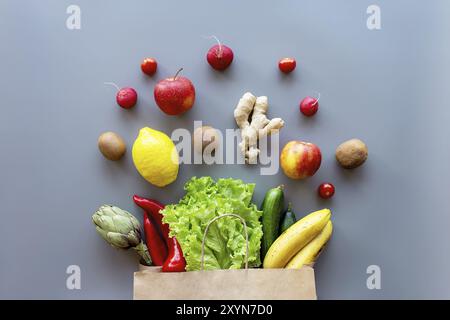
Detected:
[263,209,332,269]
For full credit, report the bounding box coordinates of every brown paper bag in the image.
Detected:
[133,214,317,300]
[134,267,316,300]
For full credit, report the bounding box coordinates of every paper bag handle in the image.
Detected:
[201,214,249,271]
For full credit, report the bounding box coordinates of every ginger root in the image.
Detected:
[234,92,284,164]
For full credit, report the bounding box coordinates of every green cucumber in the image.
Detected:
[261,185,285,259]
[279,203,297,233]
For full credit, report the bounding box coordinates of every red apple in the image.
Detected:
[280,141,322,179]
[154,68,195,115]
[207,44,234,70]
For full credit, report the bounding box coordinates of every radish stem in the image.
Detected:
[104,82,120,92]
[312,92,321,106]
[203,35,223,56]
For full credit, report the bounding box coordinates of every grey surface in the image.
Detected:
[1,0,450,299]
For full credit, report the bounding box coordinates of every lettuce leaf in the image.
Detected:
[161,176,263,271]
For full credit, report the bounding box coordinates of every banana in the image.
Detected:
[286,221,333,269]
[263,208,331,268]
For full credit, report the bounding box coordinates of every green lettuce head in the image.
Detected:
[161,177,263,271]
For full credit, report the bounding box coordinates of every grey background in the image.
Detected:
[1,0,449,299]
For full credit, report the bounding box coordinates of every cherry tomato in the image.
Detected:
[278,57,296,73]
[141,58,157,76]
[318,183,335,199]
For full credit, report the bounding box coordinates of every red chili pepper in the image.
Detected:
[162,237,186,272]
[140,211,168,266]
[133,195,186,272]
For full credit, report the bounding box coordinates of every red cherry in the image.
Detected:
[300,96,319,116]
[116,87,137,109]
[278,58,296,73]
[141,58,157,76]
[207,44,234,70]
[318,183,335,199]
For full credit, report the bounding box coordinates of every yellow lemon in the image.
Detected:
[132,127,179,187]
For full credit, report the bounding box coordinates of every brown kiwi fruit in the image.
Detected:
[335,138,368,169]
[98,131,126,161]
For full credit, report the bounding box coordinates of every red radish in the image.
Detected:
[318,183,335,199]
[300,94,320,117]
[278,57,296,73]
[116,87,137,109]
[141,58,157,76]
[104,82,137,109]
[154,68,195,115]
[206,36,233,71]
